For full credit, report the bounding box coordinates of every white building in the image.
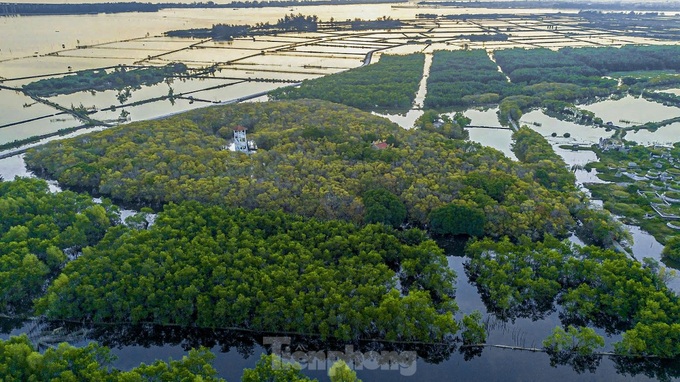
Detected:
[234,125,249,153]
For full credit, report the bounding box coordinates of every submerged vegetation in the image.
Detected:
[0,335,225,381]
[6,21,680,378]
[22,63,189,97]
[466,235,680,358]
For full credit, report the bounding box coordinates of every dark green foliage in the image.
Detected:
[573,207,631,249]
[425,50,517,109]
[25,99,576,240]
[512,126,576,192]
[270,54,424,112]
[0,335,224,381]
[421,45,679,124]
[464,170,514,202]
[512,127,628,247]
[415,110,470,140]
[241,354,317,382]
[498,95,539,123]
[466,236,680,358]
[429,202,486,237]
[542,326,605,373]
[37,202,459,342]
[663,236,680,262]
[466,235,565,319]
[461,311,486,345]
[23,63,188,97]
[561,45,680,73]
[0,178,117,314]
[362,188,407,227]
[543,326,604,355]
[494,48,613,87]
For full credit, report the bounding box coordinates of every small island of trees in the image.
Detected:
[22,63,189,97]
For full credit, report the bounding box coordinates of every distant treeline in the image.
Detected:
[424,45,680,122]
[417,0,680,11]
[578,11,680,41]
[166,15,404,40]
[0,0,404,16]
[322,16,404,31]
[166,14,318,40]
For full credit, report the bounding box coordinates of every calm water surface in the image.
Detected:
[580,95,680,125]
[1,5,680,378]
[520,109,614,144]
[1,127,679,380]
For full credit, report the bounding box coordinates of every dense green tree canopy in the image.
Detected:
[37,202,459,342]
[25,99,578,240]
[466,235,680,358]
[270,54,424,112]
[425,50,516,109]
[242,354,317,382]
[421,46,680,123]
[0,178,117,314]
[362,188,407,227]
[512,126,576,192]
[663,236,680,262]
[0,335,225,381]
[428,201,486,237]
[414,110,470,140]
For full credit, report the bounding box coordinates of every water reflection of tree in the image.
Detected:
[26,321,463,365]
[546,351,602,374]
[613,356,680,382]
[0,317,27,334]
[464,262,558,322]
[116,87,132,104]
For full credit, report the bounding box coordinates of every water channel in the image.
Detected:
[2,5,680,380]
[2,94,680,380]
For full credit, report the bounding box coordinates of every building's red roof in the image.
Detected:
[234,125,247,132]
[372,141,389,150]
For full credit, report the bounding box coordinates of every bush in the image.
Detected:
[363,188,407,227]
[429,202,486,237]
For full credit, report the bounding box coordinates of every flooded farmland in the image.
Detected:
[3,3,680,381]
[1,6,671,149]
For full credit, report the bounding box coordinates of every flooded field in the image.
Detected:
[581,95,680,125]
[3,4,680,380]
[0,144,670,381]
[0,88,60,126]
[626,122,680,145]
[520,109,614,144]
[2,7,672,147]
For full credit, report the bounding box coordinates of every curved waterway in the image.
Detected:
[2,150,679,380]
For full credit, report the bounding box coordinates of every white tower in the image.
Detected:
[234,125,248,153]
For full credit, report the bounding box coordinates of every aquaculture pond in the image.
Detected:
[2,137,678,381]
[580,95,680,126]
[2,5,680,379]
